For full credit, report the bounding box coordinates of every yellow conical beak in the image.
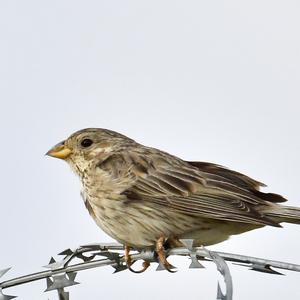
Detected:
[46,142,72,159]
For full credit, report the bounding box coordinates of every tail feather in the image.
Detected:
[265,205,300,225]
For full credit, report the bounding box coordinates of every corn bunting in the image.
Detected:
[47,128,300,272]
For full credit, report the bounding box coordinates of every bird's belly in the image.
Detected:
[86,197,247,248]
[89,199,189,247]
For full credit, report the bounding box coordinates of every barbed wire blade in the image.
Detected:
[180,239,205,269]
[44,274,79,292]
[216,282,226,300]
[0,269,11,279]
[112,264,127,273]
[0,288,16,300]
[58,249,74,256]
[49,257,56,264]
[43,257,65,270]
[58,289,69,300]
[156,262,176,271]
[73,253,94,262]
[98,251,122,262]
[189,255,205,269]
[180,239,194,250]
[250,264,284,275]
[208,251,233,300]
[156,263,165,271]
[67,272,77,282]
[0,269,16,300]
[46,277,53,289]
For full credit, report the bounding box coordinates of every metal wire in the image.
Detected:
[0,240,299,300]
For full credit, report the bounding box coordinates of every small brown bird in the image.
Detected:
[47,128,300,272]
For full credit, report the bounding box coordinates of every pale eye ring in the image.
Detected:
[81,138,93,148]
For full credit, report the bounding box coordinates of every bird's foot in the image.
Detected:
[156,236,177,273]
[124,245,150,273]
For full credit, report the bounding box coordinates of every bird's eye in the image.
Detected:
[81,138,93,148]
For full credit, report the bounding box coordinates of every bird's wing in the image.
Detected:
[110,150,285,227]
[186,161,286,203]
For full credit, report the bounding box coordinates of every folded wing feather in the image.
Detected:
[99,150,284,227]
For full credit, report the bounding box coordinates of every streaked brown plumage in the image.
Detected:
[47,128,300,252]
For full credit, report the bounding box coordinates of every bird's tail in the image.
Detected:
[265,205,300,225]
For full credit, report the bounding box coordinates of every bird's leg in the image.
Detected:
[124,245,133,266]
[155,236,176,273]
[124,245,150,273]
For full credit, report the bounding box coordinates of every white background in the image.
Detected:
[0,0,299,299]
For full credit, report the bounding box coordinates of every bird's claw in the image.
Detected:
[124,237,177,274]
[124,245,150,273]
[156,236,177,273]
[127,261,151,273]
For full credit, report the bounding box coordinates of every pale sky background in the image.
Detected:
[0,0,299,299]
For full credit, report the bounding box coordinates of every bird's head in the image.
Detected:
[46,128,135,175]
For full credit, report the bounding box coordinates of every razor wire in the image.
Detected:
[1,239,300,300]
